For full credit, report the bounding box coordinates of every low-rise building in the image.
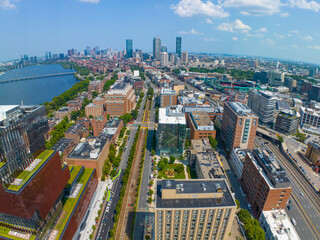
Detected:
[51,138,75,162]
[195,147,224,179]
[65,121,89,144]
[275,109,300,135]
[85,103,104,118]
[300,103,320,128]
[55,107,73,120]
[91,115,108,137]
[67,99,83,111]
[229,148,248,179]
[155,179,237,240]
[187,111,216,140]
[305,141,320,165]
[259,210,300,240]
[88,80,104,94]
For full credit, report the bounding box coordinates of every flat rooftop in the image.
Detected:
[159,107,186,125]
[190,111,213,127]
[228,102,257,117]
[156,179,236,209]
[52,138,73,153]
[261,210,300,240]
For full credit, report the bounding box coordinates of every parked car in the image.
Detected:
[291,218,297,225]
[287,205,292,211]
[248,203,252,210]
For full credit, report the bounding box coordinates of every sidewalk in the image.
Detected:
[79,180,111,240]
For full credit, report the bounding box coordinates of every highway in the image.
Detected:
[95,87,148,240]
[255,137,320,240]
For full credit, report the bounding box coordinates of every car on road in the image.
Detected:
[287,205,291,211]
[300,192,304,197]
[291,218,297,225]
[108,201,111,207]
[106,206,110,212]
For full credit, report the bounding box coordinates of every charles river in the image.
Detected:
[0,64,76,105]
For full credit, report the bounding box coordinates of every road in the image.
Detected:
[132,92,156,240]
[95,88,148,240]
[255,137,320,240]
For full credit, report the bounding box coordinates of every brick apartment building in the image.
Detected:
[241,149,292,217]
[187,111,216,140]
[91,116,108,137]
[55,107,73,120]
[85,103,104,118]
[221,102,258,151]
[105,83,136,117]
[88,80,104,94]
[160,88,177,108]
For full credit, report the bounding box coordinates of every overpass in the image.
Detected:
[0,72,75,84]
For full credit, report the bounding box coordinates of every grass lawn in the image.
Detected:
[0,225,36,240]
[65,165,83,189]
[158,164,186,179]
[187,166,198,179]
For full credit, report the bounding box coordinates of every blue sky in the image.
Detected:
[1,0,320,64]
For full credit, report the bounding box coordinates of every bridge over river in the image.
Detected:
[0,72,75,84]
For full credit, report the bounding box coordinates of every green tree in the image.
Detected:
[208,136,218,149]
[158,161,166,171]
[245,223,265,240]
[148,189,154,195]
[91,91,98,98]
[148,197,152,204]
[163,158,168,165]
[131,109,138,119]
[149,180,154,186]
[278,135,284,143]
[89,114,94,119]
[175,164,184,173]
[179,155,184,161]
[169,156,175,164]
[185,139,190,149]
[107,114,110,120]
[235,199,240,209]
[151,149,155,156]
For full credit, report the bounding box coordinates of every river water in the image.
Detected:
[0,64,76,105]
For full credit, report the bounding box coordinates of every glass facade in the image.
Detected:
[153,37,161,60]
[126,39,133,58]
[0,105,49,183]
[176,37,181,58]
[157,122,186,157]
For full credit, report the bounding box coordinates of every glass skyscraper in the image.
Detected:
[153,37,161,60]
[176,37,182,58]
[126,39,133,58]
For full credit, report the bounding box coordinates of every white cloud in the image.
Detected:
[292,44,299,49]
[280,12,290,17]
[258,27,267,32]
[179,29,203,35]
[217,19,251,33]
[302,35,313,41]
[219,0,282,15]
[203,37,219,41]
[291,30,299,34]
[78,0,100,3]
[265,38,275,44]
[0,0,16,10]
[232,37,238,41]
[240,11,250,15]
[170,0,229,18]
[206,18,213,24]
[286,33,292,37]
[309,46,320,50]
[288,0,320,12]
[274,33,285,39]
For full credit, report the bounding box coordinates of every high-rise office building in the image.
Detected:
[0,105,49,182]
[85,46,90,56]
[268,71,285,86]
[181,51,188,64]
[300,102,320,128]
[310,85,320,102]
[155,179,237,240]
[247,90,277,125]
[161,44,167,53]
[221,102,258,151]
[176,37,182,58]
[45,51,48,60]
[126,39,133,58]
[153,36,161,60]
[48,51,52,59]
[160,52,169,67]
[157,105,186,157]
[241,149,292,217]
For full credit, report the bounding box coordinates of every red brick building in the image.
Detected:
[187,111,216,140]
[88,80,104,94]
[91,116,108,137]
[160,88,177,108]
[241,149,292,217]
[221,102,258,151]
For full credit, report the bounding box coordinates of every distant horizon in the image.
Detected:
[1,0,320,65]
[2,49,320,68]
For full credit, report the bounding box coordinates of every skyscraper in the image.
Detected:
[153,36,161,60]
[181,51,188,64]
[126,39,133,58]
[161,44,167,53]
[160,52,168,67]
[176,37,182,58]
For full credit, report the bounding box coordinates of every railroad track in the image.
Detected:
[255,138,320,240]
[115,100,150,240]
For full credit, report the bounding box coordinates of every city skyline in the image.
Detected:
[1,0,320,64]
